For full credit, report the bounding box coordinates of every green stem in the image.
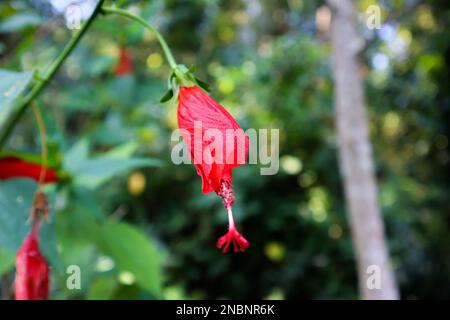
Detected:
[0,0,105,149]
[101,6,178,69]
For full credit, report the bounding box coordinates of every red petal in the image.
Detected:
[0,157,58,183]
[115,48,133,76]
[177,86,249,193]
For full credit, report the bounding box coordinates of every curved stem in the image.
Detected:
[0,0,105,149]
[32,102,47,187]
[101,6,178,69]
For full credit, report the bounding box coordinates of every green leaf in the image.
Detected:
[64,141,162,188]
[160,89,174,103]
[87,276,118,300]
[72,157,161,189]
[0,179,60,270]
[0,150,60,169]
[95,221,163,297]
[70,185,105,221]
[103,141,139,158]
[0,248,14,276]
[0,13,42,33]
[195,77,211,92]
[63,139,90,172]
[114,0,130,8]
[108,76,136,107]
[0,69,33,129]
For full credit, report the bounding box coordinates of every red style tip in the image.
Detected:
[217,207,249,253]
[217,226,250,253]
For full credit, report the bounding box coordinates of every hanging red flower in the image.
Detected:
[0,157,58,183]
[177,85,249,253]
[15,218,49,300]
[115,47,133,76]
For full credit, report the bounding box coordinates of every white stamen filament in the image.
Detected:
[227,207,235,230]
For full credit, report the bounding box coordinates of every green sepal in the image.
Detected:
[160,89,174,103]
[188,65,196,73]
[195,77,211,92]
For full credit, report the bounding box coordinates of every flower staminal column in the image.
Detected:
[216,181,249,253]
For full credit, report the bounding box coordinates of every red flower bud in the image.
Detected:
[0,157,58,183]
[15,220,49,300]
[177,85,249,253]
[115,48,133,76]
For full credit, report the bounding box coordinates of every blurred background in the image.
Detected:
[0,0,449,299]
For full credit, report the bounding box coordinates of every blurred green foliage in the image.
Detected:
[0,0,449,299]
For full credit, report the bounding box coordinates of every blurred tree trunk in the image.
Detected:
[327,0,399,299]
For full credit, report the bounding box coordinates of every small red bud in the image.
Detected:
[15,220,49,300]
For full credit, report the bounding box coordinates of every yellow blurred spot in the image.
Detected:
[312,211,326,223]
[138,128,156,142]
[95,256,114,272]
[287,0,303,11]
[164,285,186,300]
[280,155,302,175]
[297,204,309,218]
[328,224,342,240]
[165,103,178,129]
[264,242,286,262]
[308,187,328,223]
[382,112,401,137]
[233,11,249,25]
[218,78,235,95]
[298,171,317,188]
[98,41,119,56]
[54,28,67,41]
[381,188,395,206]
[397,27,412,46]
[219,26,235,43]
[128,172,146,196]
[142,29,156,43]
[264,288,285,300]
[243,61,256,76]
[258,42,272,58]
[415,140,430,156]
[416,5,436,30]
[118,271,135,285]
[147,53,163,70]
[207,61,220,74]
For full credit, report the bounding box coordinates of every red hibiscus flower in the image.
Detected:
[115,47,133,76]
[177,85,249,253]
[15,218,49,300]
[0,157,58,183]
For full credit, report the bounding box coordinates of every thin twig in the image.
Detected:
[31,102,47,187]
